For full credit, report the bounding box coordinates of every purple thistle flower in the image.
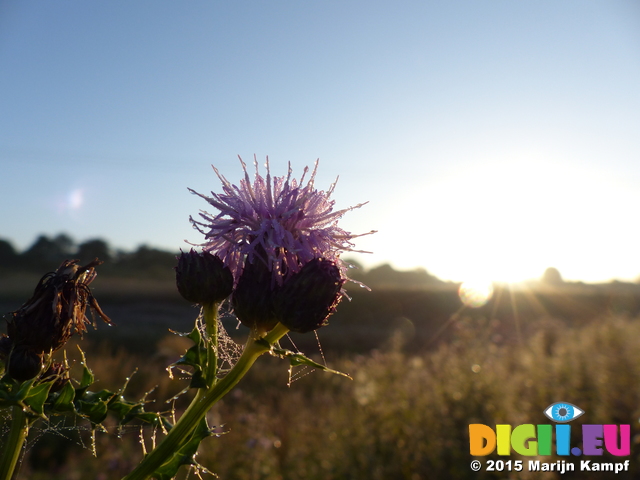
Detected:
[189,156,373,287]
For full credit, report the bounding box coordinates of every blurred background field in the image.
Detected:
[3,237,640,479]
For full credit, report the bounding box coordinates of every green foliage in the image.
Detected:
[152,418,213,480]
[171,327,208,389]
[51,382,75,412]
[262,339,351,379]
[23,382,53,417]
[0,347,169,433]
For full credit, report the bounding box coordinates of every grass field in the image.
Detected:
[3,275,640,479]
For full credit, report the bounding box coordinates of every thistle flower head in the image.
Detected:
[189,156,372,287]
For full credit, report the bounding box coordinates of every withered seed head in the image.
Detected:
[3,259,111,381]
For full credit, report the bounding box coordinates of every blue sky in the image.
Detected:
[1,1,640,283]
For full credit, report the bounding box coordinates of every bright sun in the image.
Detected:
[381,155,640,284]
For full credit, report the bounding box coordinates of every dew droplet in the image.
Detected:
[90,429,97,457]
[139,426,147,455]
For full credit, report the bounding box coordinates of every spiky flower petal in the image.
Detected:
[189,157,373,332]
[190,156,373,287]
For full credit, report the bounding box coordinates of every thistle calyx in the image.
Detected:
[276,258,345,333]
[175,249,233,305]
[231,255,279,333]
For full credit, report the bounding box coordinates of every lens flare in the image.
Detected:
[458,280,494,308]
[67,188,84,210]
[54,187,85,215]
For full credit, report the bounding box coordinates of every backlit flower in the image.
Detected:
[189,157,373,286]
[189,157,373,332]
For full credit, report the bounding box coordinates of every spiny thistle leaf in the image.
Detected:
[151,418,212,480]
[14,377,37,402]
[171,326,209,389]
[260,340,352,379]
[174,326,206,367]
[109,396,169,428]
[23,380,54,417]
[75,346,95,397]
[77,399,109,425]
[107,395,136,419]
[51,381,76,411]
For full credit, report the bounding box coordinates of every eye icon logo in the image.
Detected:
[543,402,584,423]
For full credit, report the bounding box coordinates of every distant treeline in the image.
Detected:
[0,233,447,286]
[0,234,177,279]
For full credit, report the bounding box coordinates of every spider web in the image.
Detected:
[0,407,99,479]
[215,310,244,377]
[279,330,329,386]
[221,308,332,386]
[0,307,242,460]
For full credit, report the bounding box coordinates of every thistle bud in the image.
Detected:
[175,249,233,305]
[231,255,280,333]
[6,346,43,382]
[275,258,345,333]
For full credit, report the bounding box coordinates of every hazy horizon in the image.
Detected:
[2,231,638,285]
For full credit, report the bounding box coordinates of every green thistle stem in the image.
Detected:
[122,322,290,480]
[202,302,219,387]
[0,405,29,480]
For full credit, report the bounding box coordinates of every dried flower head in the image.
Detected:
[4,259,111,381]
[189,156,373,287]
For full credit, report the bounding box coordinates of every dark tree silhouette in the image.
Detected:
[52,233,74,256]
[0,239,19,269]
[77,239,111,264]
[115,245,177,278]
[21,235,75,270]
